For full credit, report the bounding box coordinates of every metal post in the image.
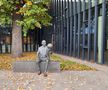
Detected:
[82,0,86,60]
[60,0,62,54]
[88,0,92,61]
[63,0,65,54]
[60,0,63,54]
[66,0,70,55]
[101,0,106,64]
[54,0,56,52]
[63,0,67,54]
[94,0,98,62]
[69,0,73,56]
[58,0,60,53]
[73,0,76,57]
[78,0,81,58]
[56,0,58,53]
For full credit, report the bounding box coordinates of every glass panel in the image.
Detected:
[81,0,83,11]
[85,0,89,10]
[92,0,95,7]
[99,0,102,4]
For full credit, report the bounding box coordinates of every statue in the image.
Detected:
[37,40,53,77]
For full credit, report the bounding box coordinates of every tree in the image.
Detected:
[0,0,52,57]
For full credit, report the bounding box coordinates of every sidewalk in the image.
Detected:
[0,54,108,90]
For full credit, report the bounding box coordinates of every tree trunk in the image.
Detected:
[11,14,22,57]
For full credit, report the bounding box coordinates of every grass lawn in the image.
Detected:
[0,52,96,71]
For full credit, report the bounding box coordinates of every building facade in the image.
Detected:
[52,0,108,64]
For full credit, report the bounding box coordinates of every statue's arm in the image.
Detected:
[37,48,40,60]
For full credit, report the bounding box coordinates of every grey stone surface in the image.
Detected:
[12,61,60,73]
[0,70,108,90]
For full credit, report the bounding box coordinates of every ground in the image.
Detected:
[0,54,108,90]
[0,70,108,90]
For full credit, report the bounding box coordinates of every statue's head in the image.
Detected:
[41,40,46,47]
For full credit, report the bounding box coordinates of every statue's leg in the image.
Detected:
[37,60,42,75]
[43,60,49,77]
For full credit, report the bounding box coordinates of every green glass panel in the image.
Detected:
[92,0,95,7]
[81,0,83,11]
[98,16,102,63]
[99,0,102,4]
[85,0,89,9]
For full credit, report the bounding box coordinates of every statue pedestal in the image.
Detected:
[13,61,60,73]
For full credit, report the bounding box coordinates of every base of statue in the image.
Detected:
[12,61,60,73]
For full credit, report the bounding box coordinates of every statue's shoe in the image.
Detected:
[44,73,48,77]
[38,71,42,75]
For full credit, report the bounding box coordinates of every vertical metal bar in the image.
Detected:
[94,0,98,62]
[66,0,68,55]
[63,0,66,54]
[68,0,71,55]
[66,0,70,55]
[88,0,92,61]
[60,0,63,54]
[56,0,58,53]
[25,35,27,52]
[30,36,32,51]
[73,0,77,57]
[63,0,65,54]
[59,0,62,53]
[34,30,36,51]
[5,36,6,53]
[55,0,57,53]
[53,0,55,45]
[58,0,61,53]
[57,0,60,53]
[62,0,65,54]
[101,0,106,64]
[36,30,38,51]
[69,0,73,56]
[10,27,12,53]
[64,0,66,54]
[57,0,59,53]
[82,0,86,60]
[59,0,61,53]
[54,0,56,52]
[78,0,81,58]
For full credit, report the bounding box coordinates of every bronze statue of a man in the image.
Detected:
[37,40,52,77]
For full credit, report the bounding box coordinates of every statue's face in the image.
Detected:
[42,40,46,46]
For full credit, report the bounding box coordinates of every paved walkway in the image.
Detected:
[0,54,108,90]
